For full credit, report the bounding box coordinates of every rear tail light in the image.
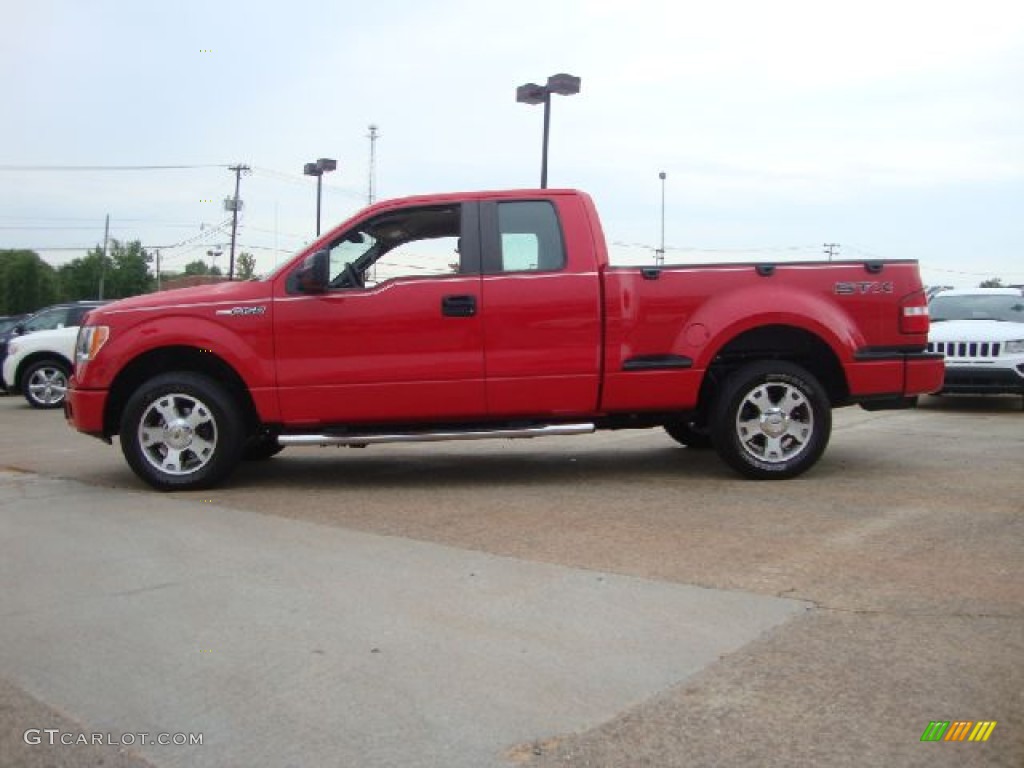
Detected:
[900,293,930,335]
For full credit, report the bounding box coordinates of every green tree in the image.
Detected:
[0,249,58,314]
[57,251,105,301]
[235,252,257,280]
[979,277,1004,288]
[184,260,211,276]
[107,239,155,298]
[57,239,154,301]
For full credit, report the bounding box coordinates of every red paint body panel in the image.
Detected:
[272,275,486,424]
[66,188,943,444]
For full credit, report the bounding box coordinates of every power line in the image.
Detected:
[250,166,366,199]
[0,164,230,171]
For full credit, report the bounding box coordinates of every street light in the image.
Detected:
[303,157,337,236]
[206,248,223,275]
[516,73,581,189]
[657,172,666,266]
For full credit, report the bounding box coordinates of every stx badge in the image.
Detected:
[834,281,894,295]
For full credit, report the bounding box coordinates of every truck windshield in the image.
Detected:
[930,294,1024,322]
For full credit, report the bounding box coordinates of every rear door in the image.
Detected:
[479,196,602,417]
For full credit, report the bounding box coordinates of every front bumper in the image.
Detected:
[65,385,109,439]
[941,364,1024,395]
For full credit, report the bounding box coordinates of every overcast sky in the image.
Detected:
[2,0,1022,287]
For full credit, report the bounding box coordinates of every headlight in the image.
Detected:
[76,325,110,362]
[1004,339,1024,354]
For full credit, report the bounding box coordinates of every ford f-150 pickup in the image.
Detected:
[66,189,944,490]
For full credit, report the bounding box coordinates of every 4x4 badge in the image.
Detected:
[215,306,267,316]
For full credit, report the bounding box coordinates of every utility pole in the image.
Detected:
[155,249,161,291]
[98,214,109,299]
[367,124,380,204]
[226,164,250,280]
[823,242,840,261]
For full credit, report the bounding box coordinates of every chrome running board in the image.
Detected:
[277,423,596,448]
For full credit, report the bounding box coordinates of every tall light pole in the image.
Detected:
[657,171,667,266]
[303,157,337,236]
[516,73,581,189]
[207,248,223,274]
[367,125,380,205]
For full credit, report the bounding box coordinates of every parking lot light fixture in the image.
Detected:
[304,157,337,236]
[516,73,581,189]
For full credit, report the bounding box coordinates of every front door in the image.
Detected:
[273,202,485,426]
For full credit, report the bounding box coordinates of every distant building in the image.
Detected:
[159,275,228,291]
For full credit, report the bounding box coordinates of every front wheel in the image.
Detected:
[710,361,831,480]
[120,372,244,491]
[23,359,70,409]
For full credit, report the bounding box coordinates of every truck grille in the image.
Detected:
[927,341,1002,359]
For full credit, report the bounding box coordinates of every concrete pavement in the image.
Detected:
[0,470,805,767]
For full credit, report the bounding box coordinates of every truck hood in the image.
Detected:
[93,280,272,318]
[929,319,1024,343]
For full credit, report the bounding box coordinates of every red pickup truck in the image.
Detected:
[66,189,943,490]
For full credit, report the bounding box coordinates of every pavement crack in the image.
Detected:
[813,602,1022,621]
[109,581,181,598]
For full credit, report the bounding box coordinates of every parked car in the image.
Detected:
[927,288,1024,397]
[0,301,107,373]
[0,314,27,334]
[2,326,79,408]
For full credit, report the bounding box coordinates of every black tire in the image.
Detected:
[663,418,713,449]
[119,372,244,491]
[710,361,831,480]
[241,433,284,461]
[22,359,70,409]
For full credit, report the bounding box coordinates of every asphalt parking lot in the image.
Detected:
[0,393,1021,767]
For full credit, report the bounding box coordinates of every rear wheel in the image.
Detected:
[120,372,244,491]
[23,359,70,409]
[710,361,831,480]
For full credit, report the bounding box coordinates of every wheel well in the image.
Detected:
[104,346,259,437]
[15,353,72,391]
[697,325,849,412]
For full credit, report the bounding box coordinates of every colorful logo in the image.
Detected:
[921,721,997,742]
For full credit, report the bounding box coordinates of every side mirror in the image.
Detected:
[296,250,329,293]
[13,324,24,336]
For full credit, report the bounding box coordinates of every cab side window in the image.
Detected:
[487,201,566,273]
[325,204,472,290]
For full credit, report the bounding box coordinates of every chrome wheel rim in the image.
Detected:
[137,393,218,476]
[734,381,813,464]
[27,367,68,405]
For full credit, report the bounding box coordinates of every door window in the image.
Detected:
[23,308,69,332]
[495,201,565,273]
[321,205,469,290]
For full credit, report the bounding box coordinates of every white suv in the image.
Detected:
[1,326,79,409]
[927,288,1024,398]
